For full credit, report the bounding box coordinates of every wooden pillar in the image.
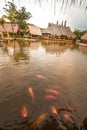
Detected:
[0,32,4,39]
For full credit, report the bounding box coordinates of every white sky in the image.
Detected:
[0,0,87,31]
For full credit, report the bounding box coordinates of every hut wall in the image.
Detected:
[28,33,40,39]
[81,39,87,43]
[42,33,54,39]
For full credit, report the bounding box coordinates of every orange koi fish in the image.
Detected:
[51,106,58,115]
[64,113,73,122]
[22,107,28,118]
[45,95,57,100]
[36,74,48,80]
[28,87,35,100]
[46,89,60,95]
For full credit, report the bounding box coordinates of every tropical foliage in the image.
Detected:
[1,1,32,36]
[4,0,87,10]
[15,6,32,36]
[74,29,87,39]
[0,16,6,32]
[3,2,17,35]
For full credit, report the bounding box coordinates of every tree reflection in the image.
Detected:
[13,40,30,62]
[70,43,79,51]
[1,40,30,63]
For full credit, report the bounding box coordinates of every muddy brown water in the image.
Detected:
[0,40,87,130]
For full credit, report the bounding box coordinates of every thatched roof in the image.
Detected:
[42,24,61,36]
[81,33,87,41]
[42,23,76,39]
[0,23,18,33]
[28,25,42,36]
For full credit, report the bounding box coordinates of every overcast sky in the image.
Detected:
[0,0,87,31]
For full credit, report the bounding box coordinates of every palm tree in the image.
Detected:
[3,2,17,36]
[4,0,87,9]
[3,0,87,16]
[3,2,32,37]
[0,16,6,32]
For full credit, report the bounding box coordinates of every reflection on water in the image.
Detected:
[1,40,30,63]
[42,41,72,55]
[0,40,87,130]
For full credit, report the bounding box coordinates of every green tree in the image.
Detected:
[3,2,17,36]
[74,29,87,39]
[15,7,32,36]
[74,29,81,39]
[3,2,32,36]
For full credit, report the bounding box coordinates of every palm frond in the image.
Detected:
[4,0,87,15]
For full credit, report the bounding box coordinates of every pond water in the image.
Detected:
[0,40,87,130]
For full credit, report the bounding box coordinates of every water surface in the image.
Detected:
[0,40,87,129]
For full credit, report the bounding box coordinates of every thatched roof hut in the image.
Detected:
[81,33,87,43]
[28,25,42,38]
[42,23,76,40]
[0,23,18,34]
